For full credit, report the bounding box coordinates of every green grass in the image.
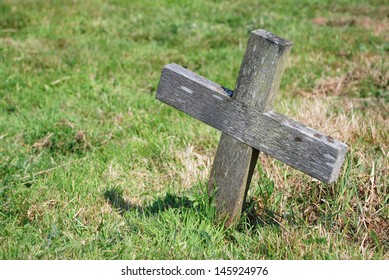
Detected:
[0,0,388,259]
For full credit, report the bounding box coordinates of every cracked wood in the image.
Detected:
[156,63,348,184]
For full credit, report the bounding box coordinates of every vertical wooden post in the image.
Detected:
[208,30,292,225]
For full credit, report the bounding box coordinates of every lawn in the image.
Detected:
[0,0,387,259]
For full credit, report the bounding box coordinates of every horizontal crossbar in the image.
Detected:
[156,63,348,183]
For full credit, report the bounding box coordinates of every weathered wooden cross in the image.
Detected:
[156,29,348,225]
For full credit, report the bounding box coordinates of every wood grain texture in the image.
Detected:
[208,30,292,223]
[234,29,292,111]
[156,63,348,184]
[209,134,259,224]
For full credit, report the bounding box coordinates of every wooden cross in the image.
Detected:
[156,29,348,225]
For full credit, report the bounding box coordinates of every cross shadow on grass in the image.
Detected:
[241,198,286,230]
[104,187,289,231]
[144,193,195,215]
[103,188,141,213]
[104,188,196,216]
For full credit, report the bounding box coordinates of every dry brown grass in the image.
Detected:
[312,11,389,40]
[311,54,387,98]
[274,57,388,256]
[251,92,388,256]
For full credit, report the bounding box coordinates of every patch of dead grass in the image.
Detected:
[312,15,389,39]
[102,142,212,211]
[31,124,92,155]
[302,54,388,98]
[129,143,212,191]
[175,144,212,188]
[274,94,388,255]
[32,133,53,151]
[26,199,62,222]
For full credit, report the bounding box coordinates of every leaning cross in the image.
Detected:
[156,29,348,225]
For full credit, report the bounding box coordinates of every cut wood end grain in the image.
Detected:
[252,29,293,47]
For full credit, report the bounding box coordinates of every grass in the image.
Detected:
[0,0,388,259]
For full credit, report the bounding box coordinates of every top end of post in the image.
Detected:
[252,29,293,47]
